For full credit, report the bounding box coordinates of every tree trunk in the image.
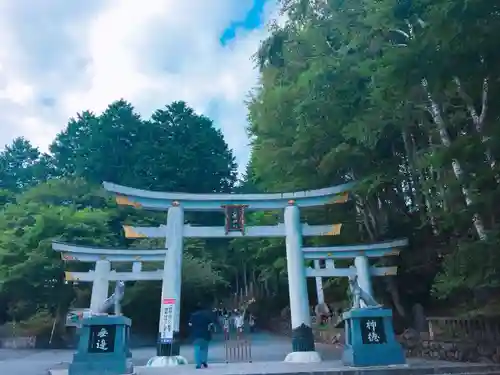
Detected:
[422,78,488,240]
[251,269,257,298]
[243,261,248,297]
[427,132,450,214]
[235,269,239,297]
[401,128,423,212]
[453,76,498,182]
[385,277,406,318]
[393,20,488,240]
[409,131,440,234]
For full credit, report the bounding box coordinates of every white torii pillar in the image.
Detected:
[354,255,374,308]
[314,260,325,305]
[148,201,187,367]
[314,259,334,305]
[284,201,321,363]
[89,259,111,312]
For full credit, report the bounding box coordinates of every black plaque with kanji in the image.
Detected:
[88,325,116,353]
[224,205,246,233]
[359,317,386,344]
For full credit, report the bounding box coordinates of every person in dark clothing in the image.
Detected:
[189,303,215,369]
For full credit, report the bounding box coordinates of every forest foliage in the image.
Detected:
[1,0,499,340]
[0,101,239,337]
[247,0,500,315]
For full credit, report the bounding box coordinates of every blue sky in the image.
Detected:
[0,0,277,173]
[221,0,268,45]
[206,0,269,136]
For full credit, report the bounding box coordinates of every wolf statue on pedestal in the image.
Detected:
[347,273,382,309]
[97,281,125,315]
[342,272,406,366]
[69,281,132,375]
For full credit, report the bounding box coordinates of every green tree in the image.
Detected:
[247,0,500,316]
[0,137,53,192]
[142,101,237,192]
[50,100,237,193]
[0,178,119,331]
[50,102,144,185]
[0,189,15,209]
[0,177,229,335]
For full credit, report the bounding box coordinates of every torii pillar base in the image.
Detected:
[284,351,322,363]
[284,324,322,363]
[146,356,188,367]
[147,333,187,367]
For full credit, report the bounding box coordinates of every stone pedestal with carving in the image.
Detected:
[342,308,405,367]
[69,315,133,375]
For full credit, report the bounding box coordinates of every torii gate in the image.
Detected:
[304,239,408,306]
[54,238,407,314]
[75,181,408,367]
[101,181,353,366]
[53,220,344,315]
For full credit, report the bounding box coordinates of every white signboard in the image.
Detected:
[159,298,176,343]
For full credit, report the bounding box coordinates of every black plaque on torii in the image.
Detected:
[222,205,247,234]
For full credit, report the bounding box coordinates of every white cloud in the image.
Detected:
[0,0,278,173]
[0,81,34,104]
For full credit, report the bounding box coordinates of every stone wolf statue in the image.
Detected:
[98,281,125,315]
[348,273,381,309]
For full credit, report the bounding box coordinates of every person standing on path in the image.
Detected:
[189,303,215,369]
[222,312,231,340]
[233,309,245,338]
[248,313,256,332]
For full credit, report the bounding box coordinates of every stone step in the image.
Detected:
[360,364,500,375]
[48,369,500,375]
[127,362,500,375]
[48,361,500,375]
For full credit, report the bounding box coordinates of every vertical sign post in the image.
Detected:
[160,298,176,344]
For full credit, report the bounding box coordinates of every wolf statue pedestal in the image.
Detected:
[69,281,133,375]
[341,274,406,367]
[342,308,405,367]
[69,315,133,375]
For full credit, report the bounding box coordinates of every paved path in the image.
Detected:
[0,332,342,375]
[0,349,73,375]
